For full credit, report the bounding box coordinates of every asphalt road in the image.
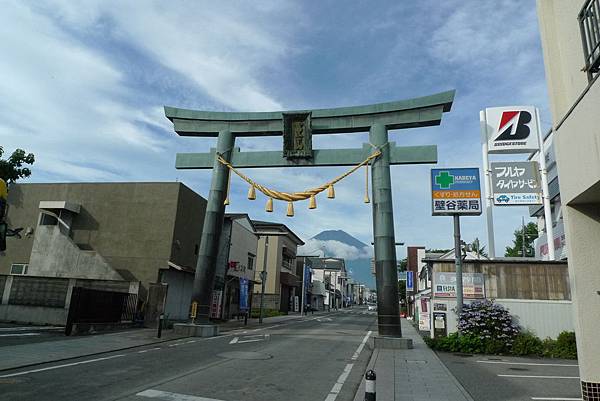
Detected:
[0,308,377,401]
[438,351,582,401]
[0,323,67,347]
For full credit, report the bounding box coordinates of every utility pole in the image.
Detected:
[522,216,526,258]
[453,215,464,316]
[259,237,269,324]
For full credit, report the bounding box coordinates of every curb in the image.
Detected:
[0,335,188,374]
[430,349,476,401]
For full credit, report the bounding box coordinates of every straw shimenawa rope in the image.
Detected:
[216,149,381,203]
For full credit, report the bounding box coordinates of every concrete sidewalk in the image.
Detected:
[0,310,333,372]
[352,320,474,401]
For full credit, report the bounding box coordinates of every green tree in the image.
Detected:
[505,222,538,257]
[0,146,35,183]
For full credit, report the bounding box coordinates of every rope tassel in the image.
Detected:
[364,164,370,204]
[224,168,231,206]
[309,194,317,209]
[265,198,273,213]
[327,185,335,199]
[286,201,294,217]
[247,185,256,200]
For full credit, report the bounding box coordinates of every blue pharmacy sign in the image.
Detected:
[239,278,249,311]
[406,271,414,292]
[431,168,482,216]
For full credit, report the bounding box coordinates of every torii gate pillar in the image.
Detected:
[370,124,401,336]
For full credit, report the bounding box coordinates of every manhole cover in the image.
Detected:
[406,360,428,364]
[509,367,529,371]
[217,351,272,360]
[453,353,474,358]
[0,378,28,384]
[487,358,503,361]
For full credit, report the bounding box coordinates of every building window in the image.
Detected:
[579,0,600,80]
[10,263,28,275]
[39,213,58,226]
[247,253,255,270]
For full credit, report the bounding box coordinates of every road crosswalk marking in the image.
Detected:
[137,389,225,401]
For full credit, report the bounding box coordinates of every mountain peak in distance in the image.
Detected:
[311,230,368,249]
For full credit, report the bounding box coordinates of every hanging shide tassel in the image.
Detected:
[327,184,335,199]
[364,164,370,204]
[286,201,294,217]
[309,194,317,209]
[247,185,256,200]
[224,168,231,206]
[265,198,273,212]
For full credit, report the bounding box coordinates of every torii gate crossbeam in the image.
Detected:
[165,90,455,338]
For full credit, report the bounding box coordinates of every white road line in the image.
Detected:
[0,354,125,378]
[137,389,225,401]
[324,330,372,401]
[229,337,239,344]
[0,326,62,331]
[168,343,184,347]
[0,332,41,337]
[498,374,580,379]
[137,348,161,354]
[531,397,582,400]
[351,330,372,361]
[478,360,579,367]
[186,340,196,344]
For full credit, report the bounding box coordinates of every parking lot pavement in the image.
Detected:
[0,323,67,348]
[437,352,582,401]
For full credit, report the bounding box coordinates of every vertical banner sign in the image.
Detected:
[239,278,248,311]
[406,271,414,292]
[431,168,482,216]
[484,106,540,154]
[491,161,542,205]
[210,290,222,319]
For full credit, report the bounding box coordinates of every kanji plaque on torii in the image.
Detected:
[165,90,455,339]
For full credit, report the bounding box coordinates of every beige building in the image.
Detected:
[537,1,600,397]
[253,220,304,313]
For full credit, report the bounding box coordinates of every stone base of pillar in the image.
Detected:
[373,336,413,349]
[173,323,219,337]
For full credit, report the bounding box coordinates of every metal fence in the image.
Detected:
[580,0,600,79]
[65,287,137,335]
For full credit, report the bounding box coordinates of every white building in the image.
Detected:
[537,1,600,396]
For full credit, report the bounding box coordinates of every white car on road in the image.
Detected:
[367,303,377,311]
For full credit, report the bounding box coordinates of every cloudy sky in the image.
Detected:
[0,0,550,259]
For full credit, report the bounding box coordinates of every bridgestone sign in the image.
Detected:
[484,106,540,154]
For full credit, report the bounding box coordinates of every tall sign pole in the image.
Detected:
[535,108,555,260]
[480,111,496,258]
[453,215,464,315]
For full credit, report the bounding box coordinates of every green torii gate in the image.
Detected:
[165,90,454,337]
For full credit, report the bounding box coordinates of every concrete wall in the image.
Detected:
[254,235,282,295]
[537,0,600,389]
[171,185,207,270]
[161,269,193,321]
[28,225,123,280]
[497,299,574,339]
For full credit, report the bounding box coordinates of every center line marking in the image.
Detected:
[352,330,372,361]
[0,354,125,378]
[498,374,580,379]
[477,360,579,367]
[137,389,225,400]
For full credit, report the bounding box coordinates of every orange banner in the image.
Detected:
[432,190,481,199]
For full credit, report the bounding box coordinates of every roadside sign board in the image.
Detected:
[406,271,414,292]
[431,168,482,216]
[433,272,485,299]
[239,278,249,311]
[491,161,542,205]
[484,106,540,154]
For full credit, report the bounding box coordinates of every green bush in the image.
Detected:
[250,309,285,318]
[427,332,510,354]
[512,332,544,356]
[550,331,577,359]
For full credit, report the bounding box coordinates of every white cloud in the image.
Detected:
[298,239,372,260]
